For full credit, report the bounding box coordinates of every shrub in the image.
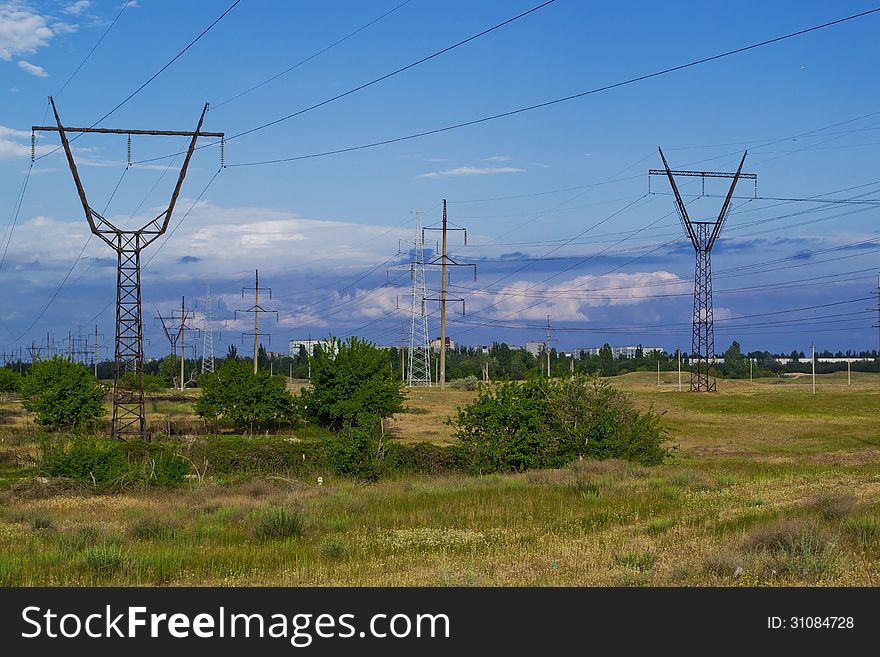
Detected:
[0,367,22,393]
[122,371,166,393]
[746,518,837,579]
[19,356,106,430]
[81,543,127,578]
[300,337,405,430]
[448,375,479,391]
[812,492,855,520]
[253,506,307,540]
[194,360,297,433]
[41,438,191,491]
[450,374,672,473]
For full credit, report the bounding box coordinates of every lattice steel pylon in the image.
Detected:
[37,98,223,438]
[653,148,755,391]
[197,284,216,374]
[389,211,437,387]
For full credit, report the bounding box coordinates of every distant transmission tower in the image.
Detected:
[37,98,223,439]
[652,148,755,391]
[236,269,278,373]
[195,284,217,374]
[389,211,435,387]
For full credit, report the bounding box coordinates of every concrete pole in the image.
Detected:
[677,349,682,392]
[812,342,816,394]
[848,359,851,386]
[253,269,260,374]
[439,200,448,391]
[180,296,185,391]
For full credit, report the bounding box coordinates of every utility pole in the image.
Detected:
[657,359,661,387]
[37,99,222,439]
[92,325,103,378]
[652,149,755,391]
[677,349,682,392]
[545,315,555,378]
[423,200,475,391]
[400,322,406,383]
[812,342,816,394]
[749,357,753,384]
[172,297,200,392]
[848,358,851,386]
[236,269,278,374]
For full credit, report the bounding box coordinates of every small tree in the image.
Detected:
[301,336,405,430]
[19,356,107,430]
[194,360,296,433]
[0,367,22,393]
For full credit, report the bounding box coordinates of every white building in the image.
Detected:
[573,345,664,359]
[524,341,545,357]
[289,339,334,357]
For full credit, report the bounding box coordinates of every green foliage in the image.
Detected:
[300,337,405,430]
[121,371,166,392]
[450,374,672,473]
[448,375,480,391]
[19,356,106,430]
[0,367,22,393]
[253,506,307,540]
[41,438,191,491]
[194,360,296,432]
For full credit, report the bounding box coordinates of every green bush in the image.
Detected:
[448,375,480,391]
[194,360,297,433]
[41,438,191,491]
[450,374,672,473]
[0,367,22,393]
[122,371,166,393]
[19,356,106,430]
[253,506,307,540]
[300,337,405,430]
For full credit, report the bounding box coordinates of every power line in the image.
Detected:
[213,0,415,109]
[35,0,242,163]
[229,6,880,167]
[54,1,134,97]
[135,0,558,164]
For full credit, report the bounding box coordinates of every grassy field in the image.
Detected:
[1,372,879,586]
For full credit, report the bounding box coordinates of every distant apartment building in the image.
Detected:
[430,336,455,350]
[288,339,334,357]
[524,341,545,357]
[572,345,664,359]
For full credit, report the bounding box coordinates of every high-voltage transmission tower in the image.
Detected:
[36,98,223,439]
[194,284,218,374]
[651,148,755,391]
[388,211,439,387]
[423,200,476,391]
[236,269,278,373]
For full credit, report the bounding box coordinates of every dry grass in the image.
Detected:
[1,372,880,586]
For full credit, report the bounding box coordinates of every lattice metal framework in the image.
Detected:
[655,148,753,391]
[389,211,439,387]
[37,98,223,438]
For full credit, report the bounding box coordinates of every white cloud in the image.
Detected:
[418,166,526,178]
[17,59,47,76]
[482,155,511,162]
[466,271,689,321]
[62,1,91,15]
[0,124,55,159]
[0,2,55,61]
[0,201,405,286]
[527,162,551,169]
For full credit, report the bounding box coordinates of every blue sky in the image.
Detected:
[1,0,880,359]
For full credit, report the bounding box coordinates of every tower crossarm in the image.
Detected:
[657,147,697,249]
[708,151,748,249]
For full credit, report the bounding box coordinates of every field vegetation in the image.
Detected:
[0,367,878,586]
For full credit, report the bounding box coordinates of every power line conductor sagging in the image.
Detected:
[651,148,756,392]
[34,98,223,440]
